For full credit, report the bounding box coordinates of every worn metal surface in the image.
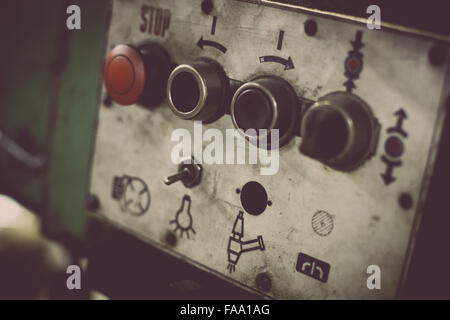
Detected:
[46,0,111,239]
[90,0,450,298]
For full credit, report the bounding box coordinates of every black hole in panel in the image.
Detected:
[240,181,268,216]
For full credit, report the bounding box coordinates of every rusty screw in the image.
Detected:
[428,45,445,66]
[399,193,413,210]
[166,231,177,247]
[86,194,100,211]
[201,0,213,14]
[256,272,272,292]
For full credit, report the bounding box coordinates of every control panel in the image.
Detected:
[90,0,450,298]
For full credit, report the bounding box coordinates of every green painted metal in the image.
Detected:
[0,1,61,208]
[0,0,111,240]
[46,0,111,239]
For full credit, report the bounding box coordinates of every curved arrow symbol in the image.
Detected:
[197,37,227,53]
[259,55,294,70]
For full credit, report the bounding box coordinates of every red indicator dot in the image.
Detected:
[385,136,404,158]
[348,58,360,72]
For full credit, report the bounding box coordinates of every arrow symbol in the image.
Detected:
[259,55,294,70]
[387,108,408,138]
[196,36,227,53]
[343,79,356,92]
[351,31,364,51]
[380,156,402,185]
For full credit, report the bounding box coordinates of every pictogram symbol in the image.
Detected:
[312,210,334,236]
[380,108,408,185]
[170,195,196,239]
[343,31,364,92]
[296,252,330,283]
[112,175,150,215]
[227,211,265,273]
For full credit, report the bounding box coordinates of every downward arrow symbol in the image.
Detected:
[380,156,402,185]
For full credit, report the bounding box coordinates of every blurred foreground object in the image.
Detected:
[0,195,71,299]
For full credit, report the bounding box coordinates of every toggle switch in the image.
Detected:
[164,157,202,188]
[230,76,299,148]
[299,91,379,170]
[103,42,171,106]
[166,59,229,122]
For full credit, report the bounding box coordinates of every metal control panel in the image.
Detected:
[90,0,450,298]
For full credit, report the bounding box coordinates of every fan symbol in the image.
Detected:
[170,195,196,239]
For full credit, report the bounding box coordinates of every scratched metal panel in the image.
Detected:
[90,0,449,298]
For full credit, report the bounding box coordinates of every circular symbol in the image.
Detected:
[384,136,404,158]
[312,210,334,236]
[122,177,150,216]
[239,181,269,216]
[345,54,363,75]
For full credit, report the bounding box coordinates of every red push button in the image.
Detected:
[106,56,134,94]
[103,45,145,105]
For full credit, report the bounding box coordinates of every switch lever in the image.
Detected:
[164,168,190,186]
[164,157,202,188]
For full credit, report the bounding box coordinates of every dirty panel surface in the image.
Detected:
[90,0,449,299]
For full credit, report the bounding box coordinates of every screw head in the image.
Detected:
[201,0,213,14]
[399,193,413,210]
[103,94,112,107]
[166,231,177,246]
[256,272,272,292]
[304,20,317,37]
[86,194,100,211]
[428,45,446,66]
